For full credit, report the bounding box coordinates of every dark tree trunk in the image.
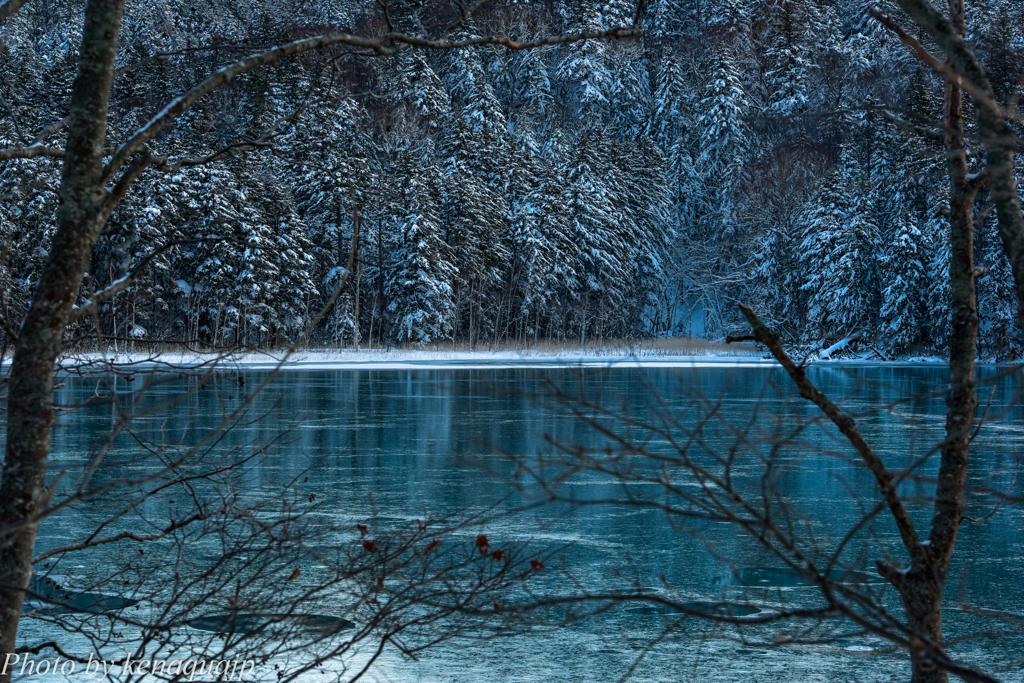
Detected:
[738,23,984,666]
[895,4,978,681]
[0,0,125,669]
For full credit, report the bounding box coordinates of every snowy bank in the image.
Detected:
[52,346,767,372]
[42,345,984,372]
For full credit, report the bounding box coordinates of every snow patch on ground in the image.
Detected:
[45,346,996,371]
[54,347,772,371]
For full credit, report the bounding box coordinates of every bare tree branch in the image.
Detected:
[32,505,226,563]
[730,304,924,561]
[0,145,64,160]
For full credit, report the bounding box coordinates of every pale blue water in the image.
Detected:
[23,364,1024,681]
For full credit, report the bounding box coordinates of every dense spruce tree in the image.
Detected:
[532,155,579,338]
[799,146,879,342]
[404,50,452,131]
[387,150,456,344]
[977,214,1021,360]
[511,46,555,120]
[619,136,672,330]
[879,213,928,353]
[696,45,749,253]
[761,0,813,116]
[609,45,651,139]
[505,130,547,339]
[556,2,612,120]
[185,168,244,345]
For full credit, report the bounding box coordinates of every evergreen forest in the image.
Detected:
[3,0,1023,358]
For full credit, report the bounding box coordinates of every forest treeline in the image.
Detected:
[1,0,1022,357]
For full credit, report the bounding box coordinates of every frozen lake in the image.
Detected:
[26,364,1024,681]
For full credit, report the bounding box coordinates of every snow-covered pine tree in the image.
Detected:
[695,42,750,301]
[440,116,510,344]
[798,168,842,340]
[180,167,244,346]
[403,50,452,132]
[0,156,61,321]
[751,218,799,329]
[462,59,511,194]
[562,126,628,340]
[230,166,282,346]
[645,0,683,43]
[260,160,318,343]
[976,213,1022,360]
[442,35,484,108]
[511,46,554,121]
[609,45,652,139]
[761,0,813,117]
[878,213,928,354]
[601,0,636,29]
[708,0,753,45]
[555,2,612,121]
[437,60,512,343]
[871,112,932,354]
[506,131,551,341]
[286,95,375,344]
[619,136,672,332]
[799,147,877,342]
[923,181,952,351]
[651,46,690,149]
[531,154,579,340]
[386,151,456,345]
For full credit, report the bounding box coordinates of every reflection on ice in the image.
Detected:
[186,612,355,635]
[24,576,140,614]
[708,567,883,588]
[626,601,761,617]
[37,365,1024,681]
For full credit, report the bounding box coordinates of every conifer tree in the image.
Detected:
[977,215,1022,360]
[533,158,579,339]
[403,51,452,132]
[181,168,244,345]
[610,48,652,139]
[556,2,612,120]
[0,157,61,317]
[562,126,627,338]
[762,0,812,116]
[621,137,672,331]
[651,47,690,148]
[506,131,552,339]
[511,47,554,120]
[696,46,749,251]
[879,214,928,353]
[799,149,877,340]
[386,151,456,345]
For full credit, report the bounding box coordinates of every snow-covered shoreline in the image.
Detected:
[43,347,973,372]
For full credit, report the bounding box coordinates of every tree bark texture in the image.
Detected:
[0,0,125,670]
[892,3,979,681]
[738,59,985,669]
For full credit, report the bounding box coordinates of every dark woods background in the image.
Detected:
[1,0,1022,357]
